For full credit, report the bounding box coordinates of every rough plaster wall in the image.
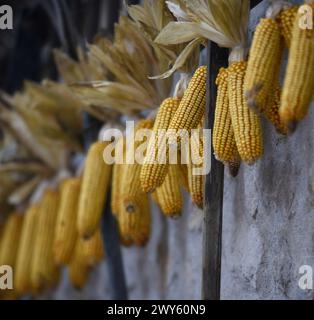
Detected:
[47,0,314,300]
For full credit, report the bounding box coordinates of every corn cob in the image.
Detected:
[263,84,288,135]
[228,61,264,164]
[14,205,39,295]
[244,18,283,112]
[168,66,207,132]
[31,189,60,292]
[155,165,183,218]
[69,257,91,290]
[111,137,125,217]
[280,4,314,131]
[277,6,299,47]
[80,229,105,267]
[77,141,112,239]
[112,138,134,247]
[130,195,151,246]
[0,213,22,300]
[0,212,23,267]
[119,235,134,247]
[53,177,81,266]
[140,97,180,193]
[68,239,91,290]
[213,67,240,167]
[187,131,204,209]
[123,119,154,213]
[119,194,151,247]
[178,163,189,192]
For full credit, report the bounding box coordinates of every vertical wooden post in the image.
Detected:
[202,42,229,300]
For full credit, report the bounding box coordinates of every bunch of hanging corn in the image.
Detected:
[77,141,112,239]
[280,3,314,131]
[15,205,39,296]
[54,177,81,265]
[140,97,180,193]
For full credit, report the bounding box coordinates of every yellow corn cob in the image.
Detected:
[111,138,125,216]
[53,177,81,266]
[187,131,204,209]
[80,229,105,267]
[178,163,189,192]
[0,213,22,300]
[263,84,288,135]
[14,205,39,296]
[140,97,181,193]
[244,18,283,112]
[277,6,299,47]
[111,138,134,247]
[155,165,183,218]
[68,239,91,290]
[168,66,207,132]
[228,61,264,164]
[280,4,314,130]
[123,119,154,213]
[119,194,151,247]
[31,189,60,292]
[69,258,91,290]
[131,195,151,246]
[0,212,23,267]
[213,67,240,166]
[78,141,112,239]
[119,235,134,247]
